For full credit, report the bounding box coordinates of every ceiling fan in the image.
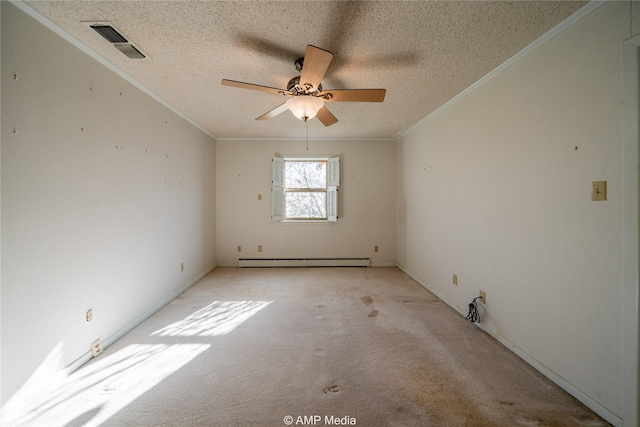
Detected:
[221,45,386,126]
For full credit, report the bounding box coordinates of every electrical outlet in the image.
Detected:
[453,274,458,286]
[91,339,103,358]
[479,290,486,304]
[86,309,93,322]
[258,245,263,252]
[237,245,242,252]
[374,245,379,252]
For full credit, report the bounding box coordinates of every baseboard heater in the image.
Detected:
[239,258,370,268]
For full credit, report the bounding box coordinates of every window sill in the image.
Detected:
[277,220,336,225]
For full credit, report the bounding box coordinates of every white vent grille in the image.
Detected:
[89,25,128,43]
[83,21,147,59]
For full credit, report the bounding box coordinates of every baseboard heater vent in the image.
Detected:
[239,258,370,268]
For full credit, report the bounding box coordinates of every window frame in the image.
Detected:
[284,159,328,220]
[272,156,339,223]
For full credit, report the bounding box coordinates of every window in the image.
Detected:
[272,157,339,222]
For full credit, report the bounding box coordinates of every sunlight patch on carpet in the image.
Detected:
[2,343,210,426]
[151,300,272,337]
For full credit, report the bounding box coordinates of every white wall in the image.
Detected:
[1,2,216,404]
[216,139,396,266]
[397,1,636,423]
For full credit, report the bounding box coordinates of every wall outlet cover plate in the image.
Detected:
[91,339,103,358]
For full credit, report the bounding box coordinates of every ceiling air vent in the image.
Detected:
[89,24,128,43]
[83,21,147,59]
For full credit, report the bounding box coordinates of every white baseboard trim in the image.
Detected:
[238,258,370,267]
[64,264,217,375]
[217,262,397,268]
[396,264,622,427]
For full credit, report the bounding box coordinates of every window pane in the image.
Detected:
[285,161,326,189]
[285,192,327,218]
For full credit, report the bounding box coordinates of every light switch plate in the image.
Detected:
[591,181,607,201]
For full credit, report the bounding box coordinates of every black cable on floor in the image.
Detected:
[466,297,482,323]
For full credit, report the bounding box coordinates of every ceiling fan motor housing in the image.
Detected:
[287,76,322,96]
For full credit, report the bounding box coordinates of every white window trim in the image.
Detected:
[272,156,340,223]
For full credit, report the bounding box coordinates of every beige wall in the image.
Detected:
[216,139,396,266]
[1,2,216,404]
[397,1,635,422]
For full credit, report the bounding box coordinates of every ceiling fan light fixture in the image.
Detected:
[285,96,324,121]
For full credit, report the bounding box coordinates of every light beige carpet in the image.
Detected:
[6,268,609,426]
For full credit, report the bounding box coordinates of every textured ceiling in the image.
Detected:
[25,1,587,140]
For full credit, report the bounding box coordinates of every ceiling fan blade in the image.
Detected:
[315,106,338,127]
[221,79,292,96]
[256,103,289,121]
[299,45,333,91]
[319,89,386,103]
